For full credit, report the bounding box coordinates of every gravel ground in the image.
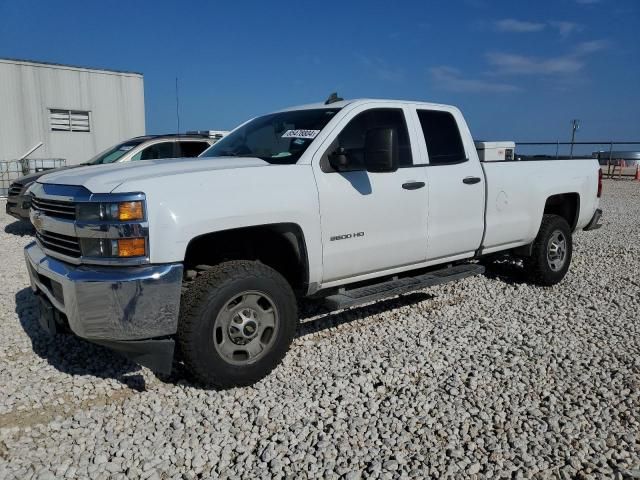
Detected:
[1,179,639,479]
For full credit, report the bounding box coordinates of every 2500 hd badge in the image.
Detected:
[330,232,365,241]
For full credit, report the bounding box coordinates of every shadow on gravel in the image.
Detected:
[296,292,434,338]
[4,220,34,236]
[161,292,435,390]
[481,259,529,285]
[14,286,433,391]
[14,288,147,391]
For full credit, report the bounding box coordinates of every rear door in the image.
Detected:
[312,104,429,283]
[411,107,485,261]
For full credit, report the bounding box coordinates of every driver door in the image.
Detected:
[312,104,428,284]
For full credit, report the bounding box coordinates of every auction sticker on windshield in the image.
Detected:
[282,129,320,139]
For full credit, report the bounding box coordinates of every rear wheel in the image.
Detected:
[524,214,572,286]
[178,260,297,388]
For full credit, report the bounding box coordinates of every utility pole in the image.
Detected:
[569,119,580,159]
[175,77,181,134]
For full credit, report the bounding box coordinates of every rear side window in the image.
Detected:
[417,110,466,165]
[178,141,210,157]
[133,142,177,161]
[330,108,413,170]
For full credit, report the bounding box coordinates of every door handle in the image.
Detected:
[462,176,481,185]
[402,181,426,190]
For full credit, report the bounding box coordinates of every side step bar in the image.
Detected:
[322,263,485,310]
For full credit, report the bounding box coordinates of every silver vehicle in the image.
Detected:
[6,134,217,221]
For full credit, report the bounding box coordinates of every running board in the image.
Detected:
[322,263,485,310]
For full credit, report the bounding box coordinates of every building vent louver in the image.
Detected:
[49,109,90,132]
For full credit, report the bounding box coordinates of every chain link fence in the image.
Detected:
[514,142,640,177]
[0,159,66,197]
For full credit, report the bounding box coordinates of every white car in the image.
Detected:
[24,97,602,387]
[6,134,216,221]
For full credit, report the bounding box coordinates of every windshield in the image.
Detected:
[200,108,341,164]
[87,139,145,165]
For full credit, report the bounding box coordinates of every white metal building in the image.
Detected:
[0,58,145,165]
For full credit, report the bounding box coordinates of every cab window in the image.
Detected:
[325,108,412,171]
[416,110,466,165]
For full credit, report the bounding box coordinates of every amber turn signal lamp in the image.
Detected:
[118,201,144,221]
[115,238,146,257]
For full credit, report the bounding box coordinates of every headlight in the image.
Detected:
[80,238,147,258]
[76,198,147,260]
[77,201,145,222]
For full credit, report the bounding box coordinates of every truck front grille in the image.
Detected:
[8,182,23,197]
[36,230,81,258]
[31,197,76,220]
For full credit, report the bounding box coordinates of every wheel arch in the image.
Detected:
[183,223,310,293]
[511,193,580,257]
[543,192,580,231]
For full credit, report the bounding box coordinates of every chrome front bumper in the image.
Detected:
[25,241,183,342]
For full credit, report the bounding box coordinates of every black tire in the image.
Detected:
[524,214,572,286]
[178,260,297,388]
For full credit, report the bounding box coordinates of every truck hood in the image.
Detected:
[37,157,270,193]
[16,164,84,186]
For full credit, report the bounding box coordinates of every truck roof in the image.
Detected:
[279,98,456,112]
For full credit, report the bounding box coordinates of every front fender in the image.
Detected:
[112,164,324,287]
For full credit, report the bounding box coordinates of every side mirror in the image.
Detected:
[328,146,349,171]
[364,128,398,172]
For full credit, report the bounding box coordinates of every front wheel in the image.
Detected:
[178,260,298,388]
[524,214,573,286]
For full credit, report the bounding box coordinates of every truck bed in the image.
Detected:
[480,158,600,254]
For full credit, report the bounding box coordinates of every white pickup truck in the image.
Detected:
[24,98,602,387]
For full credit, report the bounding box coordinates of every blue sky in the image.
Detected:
[1,0,638,147]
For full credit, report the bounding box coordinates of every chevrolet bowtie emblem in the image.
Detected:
[31,211,43,231]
